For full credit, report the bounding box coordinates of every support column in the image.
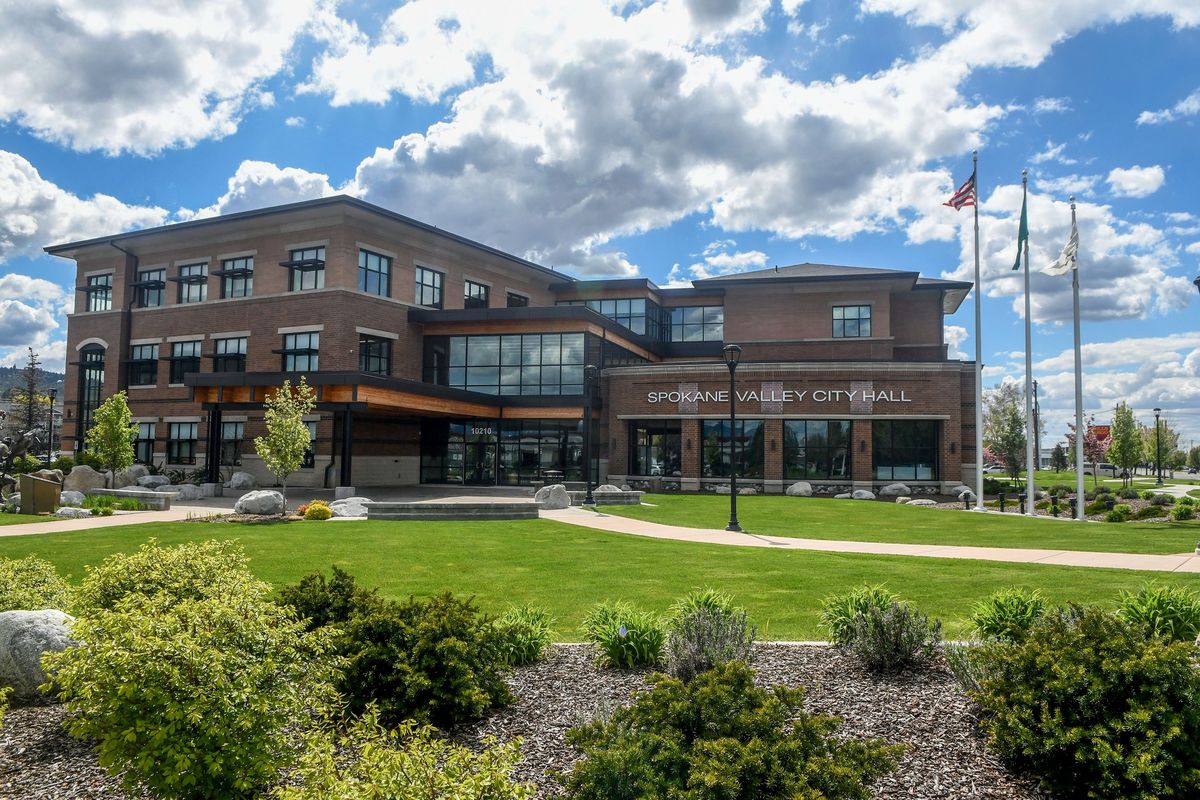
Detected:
[337,410,355,498]
[202,407,223,496]
[851,418,873,489]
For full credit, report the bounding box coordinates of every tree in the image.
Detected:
[982,381,1022,450]
[84,392,138,487]
[1106,402,1142,486]
[1049,443,1068,473]
[1140,418,1180,477]
[1188,446,1200,471]
[996,402,1027,482]
[1067,416,1110,487]
[253,378,315,511]
[3,348,49,437]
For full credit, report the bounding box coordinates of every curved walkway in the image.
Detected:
[540,507,1200,574]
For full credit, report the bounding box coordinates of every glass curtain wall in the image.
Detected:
[872,420,939,480]
[629,421,681,476]
[783,420,851,479]
[701,419,764,479]
[420,419,585,485]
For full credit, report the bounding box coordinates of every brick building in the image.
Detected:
[50,195,977,494]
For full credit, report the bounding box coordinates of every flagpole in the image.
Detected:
[1022,169,1035,516]
[1070,196,1084,520]
[972,150,984,511]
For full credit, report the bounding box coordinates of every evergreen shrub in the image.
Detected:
[278,565,381,632]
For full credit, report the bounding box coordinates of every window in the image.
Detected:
[506,292,528,308]
[358,249,391,297]
[167,422,198,465]
[630,421,681,477]
[135,269,165,308]
[79,346,105,434]
[301,421,317,468]
[85,274,113,312]
[557,298,669,339]
[220,422,244,466]
[701,419,764,479]
[288,247,326,292]
[833,305,871,338]
[220,256,254,299]
[464,280,489,309]
[281,332,319,372]
[213,337,247,373]
[873,420,939,481]
[415,266,443,308]
[127,344,159,386]
[359,335,391,375]
[134,423,155,465]
[177,263,208,304]
[168,340,202,384]
[443,333,585,396]
[783,420,851,479]
[671,306,724,342]
[419,418,586,485]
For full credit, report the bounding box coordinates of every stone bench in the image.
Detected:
[566,490,644,506]
[367,501,538,521]
[88,488,172,511]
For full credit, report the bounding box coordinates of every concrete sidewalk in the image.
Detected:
[540,506,1200,574]
[0,505,219,538]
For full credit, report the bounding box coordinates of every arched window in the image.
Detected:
[78,345,106,436]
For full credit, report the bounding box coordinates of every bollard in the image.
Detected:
[1105,497,1116,512]
[1068,497,1077,517]
[998,492,1006,513]
[1050,494,1059,517]
[963,493,971,510]
[1019,493,1026,515]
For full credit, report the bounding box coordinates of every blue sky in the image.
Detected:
[1,0,1198,444]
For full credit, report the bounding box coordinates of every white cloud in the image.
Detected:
[1137,86,1200,125]
[944,324,969,359]
[284,116,306,128]
[0,0,317,154]
[1106,165,1165,198]
[1032,96,1070,113]
[1185,242,1200,255]
[1031,140,1075,165]
[0,273,76,372]
[1033,173,1100,197]
[179,160,338,220]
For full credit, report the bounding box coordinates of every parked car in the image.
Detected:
[981,463,1007,474]
[1082,462,1118,477]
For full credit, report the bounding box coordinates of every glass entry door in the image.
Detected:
[465,441,497,484]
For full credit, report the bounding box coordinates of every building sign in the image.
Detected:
[646,386,911,404]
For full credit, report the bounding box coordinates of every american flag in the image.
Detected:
[944,172,976,210]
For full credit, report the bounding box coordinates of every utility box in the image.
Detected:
[19,474,60,515]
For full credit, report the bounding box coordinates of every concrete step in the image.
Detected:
[367,500,539,521]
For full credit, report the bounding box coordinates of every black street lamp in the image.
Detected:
[1194,276,1200,297]
[1154,407,1163,487]
[582,364,599,506]
[723,344,742,532]
[47,388,57,463]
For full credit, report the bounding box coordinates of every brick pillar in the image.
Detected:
[609,418,628,476]
[681,418,700,491]
[763,418,784,492]
[851,418,873,487]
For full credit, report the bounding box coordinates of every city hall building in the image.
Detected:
[51,196,977,494]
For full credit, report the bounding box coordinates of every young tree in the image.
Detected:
[1140,418,1181,477]
[1106,403,1142,487]
[1188,446,1200,471]
[1049,443,1068,473]
[1066,416,1111,487]
[253,378,315,511]
[84,391,138,487]
[3,348,48,437]
[996,402,1027,483]
[982,381,1022,450]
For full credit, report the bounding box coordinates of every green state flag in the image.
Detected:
[1012,191,1028,270]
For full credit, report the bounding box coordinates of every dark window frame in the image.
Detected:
[359,335,392,375]
[167,422,198,465]
[86,274,113,312]
[444,332,586,396]
[220,256,254,299]
[783,419,851,479]
[281,332,319,372]
[701,418,765,479]
[78,345,106,435]
[288,246,326,292]
[135,268,165,308]
[464,280,490,309]
[415,266,444,309]
[357,248,391,297]
[213,336,247,373]
[134,422,155,465]
[168,340,202,384]
[505,292,529,308]
[872,419,939,481]
[220,421,244,466]
[177,263,208,304]
[301,420,317,469]
[670,305,724,342]
[832,305,872,338]
[630,421,682,477]
[127,344,159,386]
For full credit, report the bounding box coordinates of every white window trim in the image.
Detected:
[129,337,163,346]
[209,330,251,339]
[217,250,256,261]
[277,324,325,334]
[171,257,211,267]
[355,326,399,340]
[76,337,109,351]
[463,274,494,288]
[166,334,205,343]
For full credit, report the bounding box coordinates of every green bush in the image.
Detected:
[1046,483,1074,496]
[81,495,115,515]
[113,498,147,511]
[1118,584,1200,641]
[74,539,266,613]
[669,586,738,619]
[973,607,1200,800]
[562,661,901,800]
[1150,493,1176,507]
[303,500,332,520]
[819,584,897,645]
[1117,487,1140,500]
[846,600,941,673]
[49,455,75,473]
[9,454,40,474]
[495,604,554,666]
[44,591,338,800]
[339,593,512,728]
[943,642,986,695]
[666,605,756,682]
[582,600,667,669]
[1133,505,1168,520]
[970,587,1047,642]
[1177,495,1196,507]
[1085,499,1109,515]
[1171,504,1196,521]
[0,685,9,729]
[278,565,381,632]
[275,707,534,800]
[0,556,72,612]
[1095,485,1113,495]
[1105,503,1133,523]
[1140,490,1157,500]
[983,477,1006,495]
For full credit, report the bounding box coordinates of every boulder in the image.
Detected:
[895,496,911,504]
[714,484,731,495]
[834,492,853,499]
[157,483,203,501]
[111,464,149,489]
[620,484,632,492]
[0,610,76,700]
[234,489,286,516]
[878,482,911,497]
[738,488,757,495]
[137,475,170,489]
[63,465,106,494]
[908,498,938,507]
[330,497,373,518]
[533,484,570,510]
[785,481,813,497]
[594,484,623,493]
[6,493,19,507]
[53,507,92,519]
[225,471,257,491]
[957,489,978,502]
[29,469,63,484]
[950,485,972,496]
[59,490,85,507]
[851,489,876,500]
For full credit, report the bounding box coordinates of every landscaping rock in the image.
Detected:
[714,484,731,495]
[330,497,373,517]
[533,484,570,510]
[950,485,972,496]
[156,483,202,501]
[0,610,75,700]
[895,496,911,504]
[6,493,18,507]
[62,465,106,494]
[620,484,632,492]
[908,498,938,507]
[233,489,285,516]
[738,487,757,495]
[785,481,813,497]
[834,492,852,499]
[52,507,92,519]
[58,491,85,507]
[29,469,63,485]
[111,464,149,489]
[225,471,257,491]
[958,489,978,502]
[594,484,622,493]
[136,475,170,489]
[851,489,876,500]
[878,482,911,496]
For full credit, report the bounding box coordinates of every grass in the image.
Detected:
[1,518,1200,639]
[604,494,1200,554]
[0,513,52,525]
[994,470,1200,490]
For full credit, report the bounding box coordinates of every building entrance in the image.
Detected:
[464,439,497,485]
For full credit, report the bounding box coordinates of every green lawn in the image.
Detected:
[1,518,1199,639]
[993,470,1200,490]
[0,514,52,526]
[603,494,1200,554]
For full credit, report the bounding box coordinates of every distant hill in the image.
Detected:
[0,365,66,396]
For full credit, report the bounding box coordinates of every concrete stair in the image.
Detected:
[367,500,539,521]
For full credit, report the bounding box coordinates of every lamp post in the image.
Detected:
[1194,276,1200,297]
[723,344,742,532]
[582,364,599,506]
[1154,407,1163,487]
[47,388,57,463]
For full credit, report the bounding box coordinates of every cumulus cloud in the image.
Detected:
[1031,140,1075,165]
[179,160,338,220]
[1033,173,1100,197]
[1032,96,1070,113]
[1106,165,1165,198]
[944,324,969,359]
[1185,242,1200,254]
[668,241,769,282]
[284,116,306,128]
[1137,86,1200,125]
[0,273,76,372]
[0,0,317,154]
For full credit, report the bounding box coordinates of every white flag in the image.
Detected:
[1044,221,1078,276]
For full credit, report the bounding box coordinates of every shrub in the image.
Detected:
[819,584,897,645]
[74,539,266,613]
[1171,504,1196,521]
[278,565,381,632]
[0,685,9,729]
[44,591,338,800]
[669,586,738,619]
[1105,503,1133,523]
[1118,584,1200,642]
[339,593,512,728]
[1141,490,1157,500]
[495,604,554,666]
[0,556,72,612]
[1046,483,1074,496]
[296,503,309,517]
[970,587,1047,642]
[1177,495,1196,507]
[112,498,147,511]
[1116,487,1139,500]
[943,642,987,695]
[582,600,667,669]
[303,501,333,521]
[846,600,941,673]
[82,495,115,515]
[49,455,75,473]
[562,661,901,800]
[1150,493,1176,506]
[1095,485,1113,495]
[274,706,535,800]
[983,477,1006,495]
[1085,499,1110,515]
[1133,505,1168,520]
[666,606,756,682]
[973,607,1200,800]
